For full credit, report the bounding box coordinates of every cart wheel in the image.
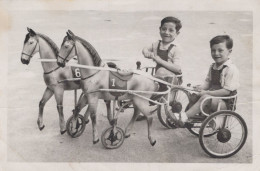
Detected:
[101,126,125,149]
[66,114,86,138]
[157,88,191,128]
[199,111,247,158]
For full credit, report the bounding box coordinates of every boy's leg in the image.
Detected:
[186,94,212,118]
[210,99,227,129]
[210,98,227,112]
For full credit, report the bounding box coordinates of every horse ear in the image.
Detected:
[28,27,36,36]
[67,30,75,40]
[66,32,72,40]
[67,30,75,37]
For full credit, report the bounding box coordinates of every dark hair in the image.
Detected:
[160,16,182,32]
[210,35,233,49]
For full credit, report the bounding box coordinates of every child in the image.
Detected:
[137,16,183,121]
[142,16,182,82]
[172,35,239,127]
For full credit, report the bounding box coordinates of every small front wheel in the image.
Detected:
[101,127,125,149]
[66,114,86,138]
[199,111,247,158]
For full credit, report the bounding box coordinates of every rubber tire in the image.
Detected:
[157,87,191,128]
[101,126,125,149]
[66,114,86,138]
[199,111,247,158]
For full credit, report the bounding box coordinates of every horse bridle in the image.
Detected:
[21,41,38,59]
[58,44,76,62]
[58,40,104,80]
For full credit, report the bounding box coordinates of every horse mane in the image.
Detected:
[24,33,59,58]
[75,36,102,66]
[37,33,59,57]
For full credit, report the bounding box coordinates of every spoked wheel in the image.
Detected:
[101,126,125,149]
[157,87,191,128]
[199,111,247,158]
[66,114,86,138]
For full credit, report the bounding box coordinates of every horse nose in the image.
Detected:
[57,61,65,68]
[21,58,29,65]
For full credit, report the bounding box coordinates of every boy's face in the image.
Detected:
[159,22,179,44]
[211,42,232,66]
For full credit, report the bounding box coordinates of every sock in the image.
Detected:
[180,112,188,122]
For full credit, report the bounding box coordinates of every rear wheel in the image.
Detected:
[157,88,191,128]
[199,111,247,158]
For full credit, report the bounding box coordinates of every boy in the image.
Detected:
[137,16,183,121]
[142,16,182,80]
[172,35,239,127]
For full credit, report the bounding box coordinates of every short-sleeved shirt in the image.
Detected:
[205,59,239,91]
[146,40,181,66]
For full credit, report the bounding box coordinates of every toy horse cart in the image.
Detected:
[58,30,247,158]
[64,62,247,158]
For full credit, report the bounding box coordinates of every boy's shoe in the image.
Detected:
[168,111,188,128]
[166,117,177,129]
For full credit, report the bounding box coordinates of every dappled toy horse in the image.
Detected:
[57,30,162,145]
[21,28,112,134]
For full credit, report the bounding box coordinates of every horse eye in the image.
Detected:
[29,41,33,45]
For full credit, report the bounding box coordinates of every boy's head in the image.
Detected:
[159,16,182,44]
[210,35,233,65]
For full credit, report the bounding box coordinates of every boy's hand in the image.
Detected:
[151,55,160,62]
[144,52,154,59]
[198,90,208,96]
[193,85,202,91]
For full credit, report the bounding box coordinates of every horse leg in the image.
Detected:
[104,100,115,125]
[38,87,54,131]
[125,107,140,138]
[134,98,156,146]
[85,95,99,144]
[53,87,66,134]
[74,93,89,124]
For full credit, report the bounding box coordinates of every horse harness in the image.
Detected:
[21,40,38,59]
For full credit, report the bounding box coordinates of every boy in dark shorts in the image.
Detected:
[172,35,239,127]
[142,16,182,81]
[137,16,183,121]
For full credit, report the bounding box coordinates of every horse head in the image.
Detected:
[57,30,77,67]
[21,27,40,65]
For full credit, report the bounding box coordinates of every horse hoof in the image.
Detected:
[125,134,131,138]
[39,125,45,131]
[60,130,67,135]
[151,140,156,146]
[85,119,89,124]
[93,139,99,144]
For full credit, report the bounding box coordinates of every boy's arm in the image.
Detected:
[152,56,181,74]
[194,82,210,91]
[200,65,239,97]
[152,46,182,74]
[200,89,231,97]
[142,45,154,59]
